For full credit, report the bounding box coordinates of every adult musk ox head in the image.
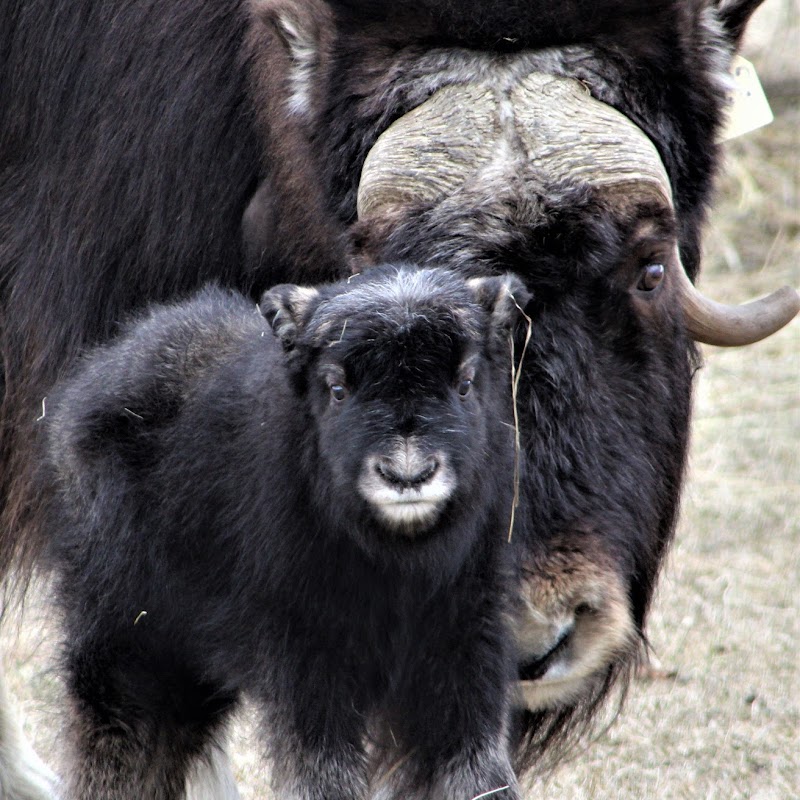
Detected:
[351,40,798,767]
[247,0,800,763]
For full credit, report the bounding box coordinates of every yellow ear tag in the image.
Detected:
[718,55,774,142]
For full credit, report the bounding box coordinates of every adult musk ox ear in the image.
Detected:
[467,274,532,337]
[250,0,335,124]
[716,0,769,48]
[260,284,321,350]
[243,0,348,284]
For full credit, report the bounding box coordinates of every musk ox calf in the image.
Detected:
[41,266,531,800]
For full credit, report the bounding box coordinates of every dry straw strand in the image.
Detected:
[471,786,511,800]
[507,293,533,542]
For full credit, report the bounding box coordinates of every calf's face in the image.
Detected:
[263,267,528,540]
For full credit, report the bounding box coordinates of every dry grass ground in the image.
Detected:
[2,3,797,797]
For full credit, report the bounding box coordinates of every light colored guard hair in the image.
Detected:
[0,666,60,800]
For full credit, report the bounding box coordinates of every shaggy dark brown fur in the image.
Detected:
[0,1,770,795]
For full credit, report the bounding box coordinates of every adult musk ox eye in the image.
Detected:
[637,263,665,292]
[457,378,473,397]
[330,384,347,402]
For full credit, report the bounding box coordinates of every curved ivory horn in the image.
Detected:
[357,75,671,221]
[671,255,800,346]
[357,72,800,346]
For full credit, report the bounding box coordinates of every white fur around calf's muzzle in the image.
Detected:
[358,438,456,532]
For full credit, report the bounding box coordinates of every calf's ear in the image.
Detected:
[467,274,532,334]
[259,284,321,350]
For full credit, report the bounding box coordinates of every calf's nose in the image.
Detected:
[374,455,440,489]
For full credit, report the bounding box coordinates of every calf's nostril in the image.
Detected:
[415,457,439,485]
[375,459,403,486]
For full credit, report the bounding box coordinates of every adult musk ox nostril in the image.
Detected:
[39,266,532,799]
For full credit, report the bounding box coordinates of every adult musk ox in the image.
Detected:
[1,0,799,797]
[41,267,530,800]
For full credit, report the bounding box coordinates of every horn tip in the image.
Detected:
[773,284,800,317]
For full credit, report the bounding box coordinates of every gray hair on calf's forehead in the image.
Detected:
[265,267,529,349]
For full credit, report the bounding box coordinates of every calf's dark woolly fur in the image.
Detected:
[41,268,529,800]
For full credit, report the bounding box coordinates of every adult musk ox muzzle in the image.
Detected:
[352,65,800,740]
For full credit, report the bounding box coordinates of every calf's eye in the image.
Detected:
[330,384,347,402]
[637,263,665,292]
[457,378,472,398]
